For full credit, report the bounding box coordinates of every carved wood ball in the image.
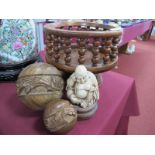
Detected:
[16,63,64,111]
[43,99,77,134]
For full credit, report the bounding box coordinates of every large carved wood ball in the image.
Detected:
[43,99,77,134]
[16,63,64,111]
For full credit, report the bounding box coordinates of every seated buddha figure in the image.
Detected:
[66,65,99,108]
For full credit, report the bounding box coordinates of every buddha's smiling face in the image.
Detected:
[76,75,87,84]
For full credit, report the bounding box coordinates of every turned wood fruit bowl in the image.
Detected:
[44,21,122,74]
[16,63,64,111]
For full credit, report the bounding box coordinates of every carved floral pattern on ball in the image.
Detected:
[16,75,64,96]
[43,100,77,133]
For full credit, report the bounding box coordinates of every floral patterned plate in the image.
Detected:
[0,19,37,66]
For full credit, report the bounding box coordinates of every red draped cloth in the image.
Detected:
[0,71,139,135]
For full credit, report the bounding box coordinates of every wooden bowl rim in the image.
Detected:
[44,21,122,38]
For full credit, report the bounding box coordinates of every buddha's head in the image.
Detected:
[75,65,88,84]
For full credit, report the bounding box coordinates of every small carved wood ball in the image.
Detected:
[16,63,64,111]
[43,99,77,134]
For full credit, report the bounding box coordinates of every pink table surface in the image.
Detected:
[0,71,139,135]
[119,20,152,46]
